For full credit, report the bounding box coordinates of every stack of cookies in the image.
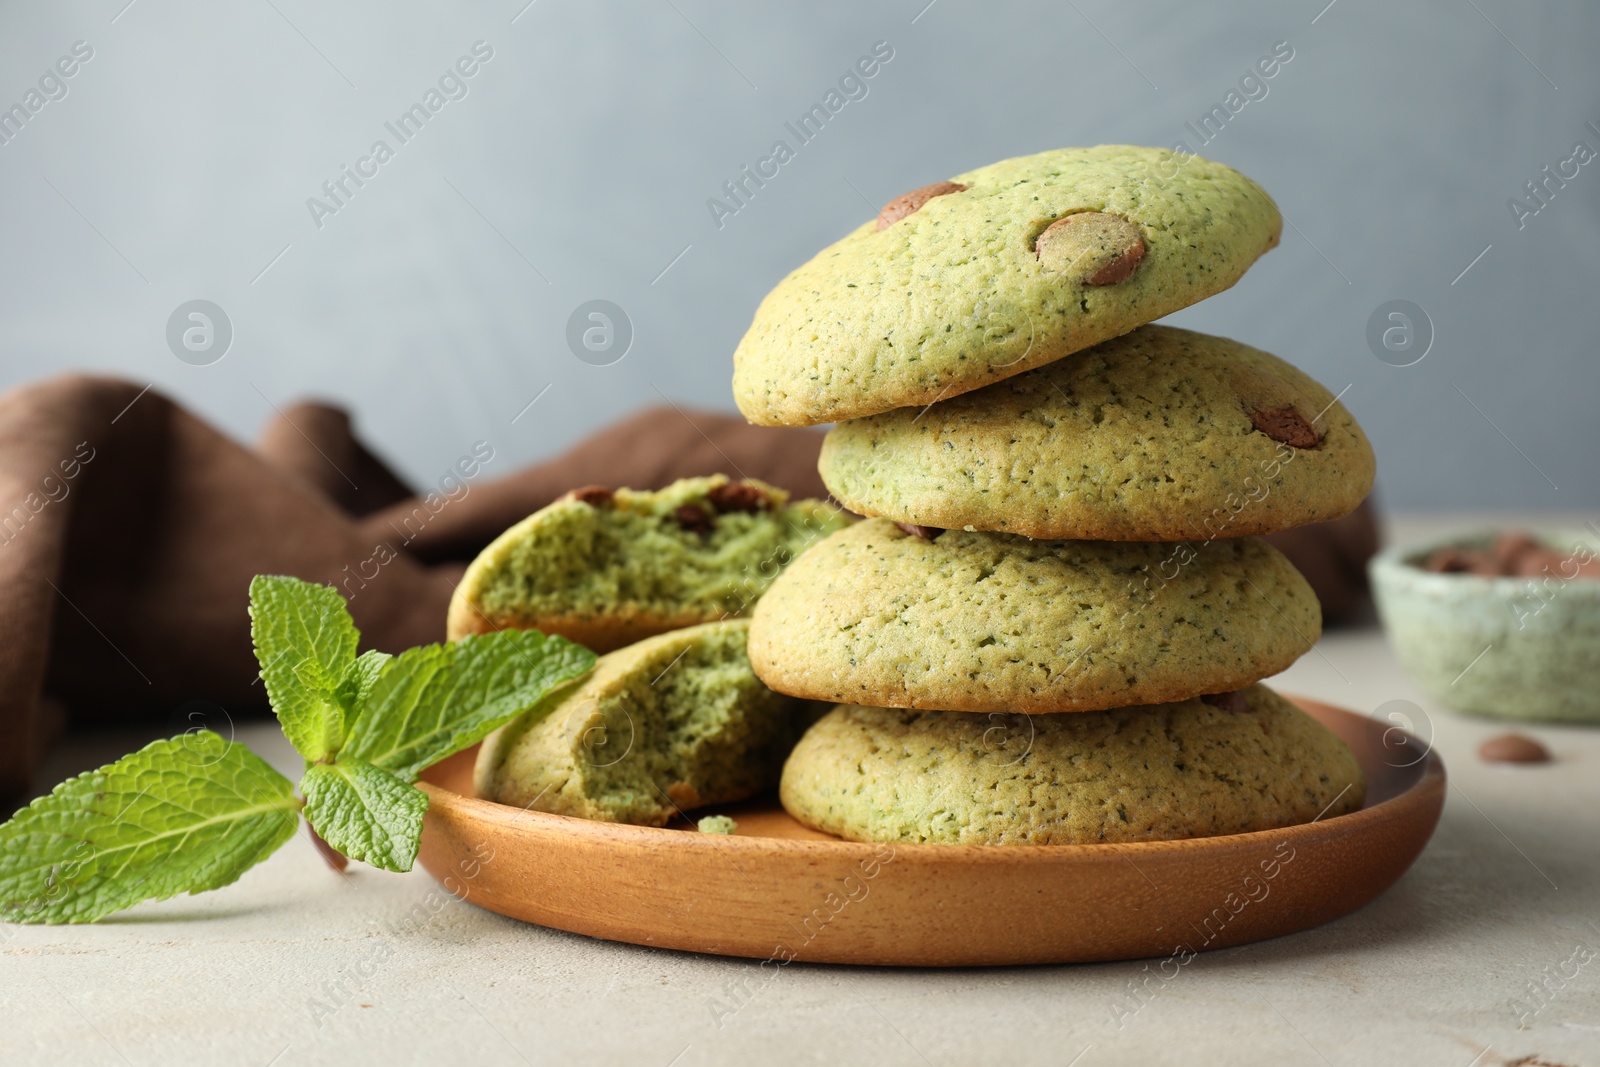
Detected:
[733,146,1377,845]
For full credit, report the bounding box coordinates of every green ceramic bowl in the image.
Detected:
[1370,529,1600,723]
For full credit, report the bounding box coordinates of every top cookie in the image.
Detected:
[733,146,1282,426]
[819,325,1375,540]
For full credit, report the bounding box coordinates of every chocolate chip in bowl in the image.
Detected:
[1370,528,1600,723]
[1421,531,1600,579]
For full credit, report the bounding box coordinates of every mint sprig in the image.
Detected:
[343,631,593,781]
[0,575,596,923]
[251,576,594,869]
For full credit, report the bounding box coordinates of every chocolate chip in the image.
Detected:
[1034,212,1146,285]
[673,504,715,536]
[567,485,614,507]
[1200,691,1249,712]
[1247,405,1323,449]
[1419,533,1600,579]
[1421,547,1481,574]
[894,522,944,541]
[1479,733,1551,765]
[1492,532,1543,573]
[876,181,969,230]
[706,481,769,515]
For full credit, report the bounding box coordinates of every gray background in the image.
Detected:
[0,0,1594,511]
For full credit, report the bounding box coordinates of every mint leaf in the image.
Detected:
[0,733,299,924]
[293,659,342,695]
[339,649,393,711]
[249,575,359,761]
[300,761,428,872]
[341,629,595,782]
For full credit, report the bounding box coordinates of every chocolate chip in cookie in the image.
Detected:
[1247,405,1323,449]
[1200,691,1250,713]
[567,485,615,507]
[707,481,770,514]
[876,181,969,230]
[893,522,944,541]
[1035,212,1145,285]
[673,504,715,536]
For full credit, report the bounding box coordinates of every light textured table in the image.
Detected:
[6,515,1598,1067]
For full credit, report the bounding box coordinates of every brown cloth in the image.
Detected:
[0,374,1378,808]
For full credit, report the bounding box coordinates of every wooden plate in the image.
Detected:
[417,697,1445,967]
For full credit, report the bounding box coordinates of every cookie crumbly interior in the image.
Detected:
[465,476,848,626]
[477,621,825,826]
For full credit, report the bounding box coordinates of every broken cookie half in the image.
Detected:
[473,619,829,825]
[447,474,851,652]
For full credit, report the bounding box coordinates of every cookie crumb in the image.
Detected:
[697,815,738,835]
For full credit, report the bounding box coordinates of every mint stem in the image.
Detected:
[305,821,350,873]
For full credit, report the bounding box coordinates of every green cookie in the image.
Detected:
[448,475,849,653]
[733,145,1281,426]
[819,325,1374,540]
[780,685,1365,845]
[748,519,1320,714]
[474,620,827,826]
